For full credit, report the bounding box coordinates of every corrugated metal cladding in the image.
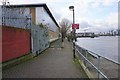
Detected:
[2,26,30,62]
[31,25,49,54]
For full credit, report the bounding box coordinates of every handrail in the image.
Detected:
[75,44,120,65]
[75,45,109,80]
[88,50,120,65]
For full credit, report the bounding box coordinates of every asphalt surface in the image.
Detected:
[2,39,88,78]
[50,38,62,48]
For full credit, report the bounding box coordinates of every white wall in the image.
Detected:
[36,7,58,32]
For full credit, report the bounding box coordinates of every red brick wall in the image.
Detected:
[2,26,30,62]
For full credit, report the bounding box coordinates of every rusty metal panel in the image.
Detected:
[2,26,30,62]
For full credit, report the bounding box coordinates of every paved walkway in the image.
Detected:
[3,39,88,78]
[50,38,62,48]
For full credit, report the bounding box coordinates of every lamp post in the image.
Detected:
[69,6,76,59]
[69,6,75,25]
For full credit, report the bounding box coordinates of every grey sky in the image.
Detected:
[0,0,119,33]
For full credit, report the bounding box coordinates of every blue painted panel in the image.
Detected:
[31,25,49,54]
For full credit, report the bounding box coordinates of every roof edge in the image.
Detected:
[6,3,60,28]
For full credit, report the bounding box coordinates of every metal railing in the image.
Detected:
[74,44,119,79]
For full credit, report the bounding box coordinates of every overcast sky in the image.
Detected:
[0,0,119,33]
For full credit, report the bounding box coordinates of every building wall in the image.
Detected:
[36,7,44,25]
[36,7,59,40]
[49,30,59,40]
[29,7,60,38]
[36,7,59,32]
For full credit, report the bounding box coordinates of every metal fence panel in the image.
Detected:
[2,6,31,29]
[31,25,49,54]
[2,26,30,62]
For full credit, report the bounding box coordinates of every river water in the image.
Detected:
[76,36,119,63]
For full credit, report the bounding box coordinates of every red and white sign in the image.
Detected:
[72,24,79,29]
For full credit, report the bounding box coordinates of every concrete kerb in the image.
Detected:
[78,59,95,79]
[2,53,35,70]
[49,38,59,43]
[75,54,95,80]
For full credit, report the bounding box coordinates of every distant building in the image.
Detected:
[76,32,95,38]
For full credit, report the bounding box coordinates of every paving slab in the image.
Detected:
[2,39,88,78]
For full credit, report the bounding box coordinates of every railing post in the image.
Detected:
[85,50,88,67]
[73,41,76,59]
[76,47,108,79]
[98,56,100,79]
